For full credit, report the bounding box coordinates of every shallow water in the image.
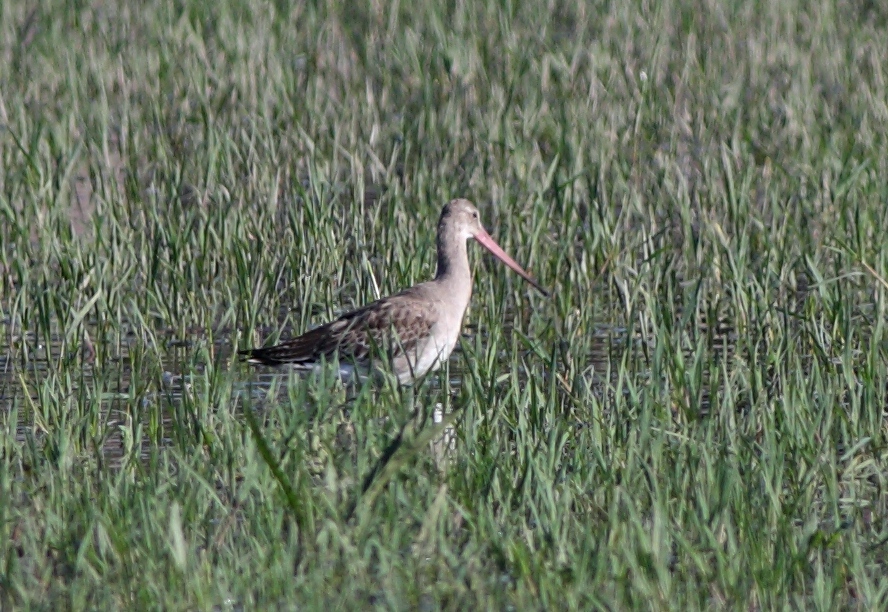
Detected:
[0,324,471,468]
[1,308,744,469]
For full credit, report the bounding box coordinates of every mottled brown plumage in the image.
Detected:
[239,199,547,384]
[242,289,436,370]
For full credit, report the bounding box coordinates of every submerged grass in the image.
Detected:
[2,0,888,608]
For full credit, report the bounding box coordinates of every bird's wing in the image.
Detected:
[241,289,437,367]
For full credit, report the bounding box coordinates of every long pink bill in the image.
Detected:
[474,229,550,297]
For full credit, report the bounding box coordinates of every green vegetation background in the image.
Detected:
[1,0,887,608]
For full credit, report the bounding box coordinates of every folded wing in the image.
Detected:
[239,289,436,369]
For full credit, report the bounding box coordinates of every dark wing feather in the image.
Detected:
[239,289,436,367]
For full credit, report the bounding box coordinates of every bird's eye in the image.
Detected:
[472,211,478,218]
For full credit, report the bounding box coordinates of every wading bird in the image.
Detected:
[240,198,548,384]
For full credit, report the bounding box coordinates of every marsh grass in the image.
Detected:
[2,0,888,608]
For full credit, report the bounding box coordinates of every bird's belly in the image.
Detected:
[394,329,459,385]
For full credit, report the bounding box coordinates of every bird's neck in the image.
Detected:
[434,224,472,294]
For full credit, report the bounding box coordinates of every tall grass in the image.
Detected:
[1,0,887,608]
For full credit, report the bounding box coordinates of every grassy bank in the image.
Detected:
[1,0,887,608]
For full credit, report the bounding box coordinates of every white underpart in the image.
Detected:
[397,325,459,384]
